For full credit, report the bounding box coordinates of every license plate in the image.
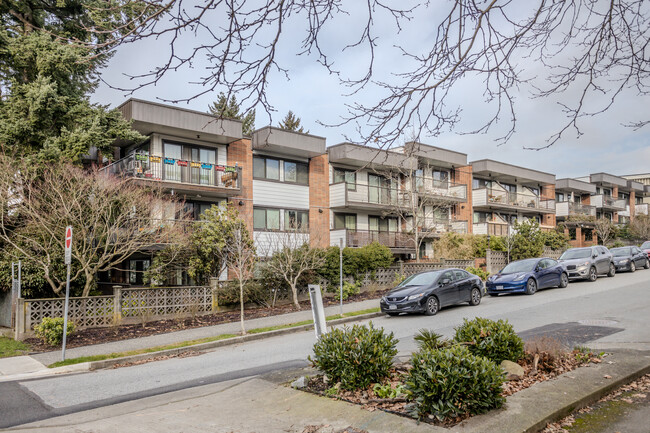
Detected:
[496,286,504,291]
[389,305,397,310]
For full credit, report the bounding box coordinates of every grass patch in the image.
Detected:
[0,336,30,358]
[47,307,381,368]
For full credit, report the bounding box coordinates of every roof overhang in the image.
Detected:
[470,159,555,186]
[589,173,628,189]
[555,178,597,194]
[252,126,326,158]
[403,141,467,168]
[328,143,418,170]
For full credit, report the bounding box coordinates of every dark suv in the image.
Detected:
[558,246,615,282]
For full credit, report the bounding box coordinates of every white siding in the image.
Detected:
[254,231,310,257]
[473,223,488,235]
[330,229,346,247]
[253,180,310,209]
[556,201,570,217]
[473,188,487,206]
[330,183,347,208]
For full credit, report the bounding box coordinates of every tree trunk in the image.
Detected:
[290,282,300,309]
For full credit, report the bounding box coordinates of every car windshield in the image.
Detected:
[501,259,537,274]
[398,271,441,287]
[642,241,650,249]
[611,247,631,257]
[560,248,592,260]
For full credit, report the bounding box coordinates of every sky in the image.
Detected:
[90,1,650,180]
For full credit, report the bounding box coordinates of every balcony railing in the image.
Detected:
[473,187,555,212]
[329,182,411,209]
[418,219,469,235]
[102,153,242,191]
[330,229,415,249]
[636,203,649,216]
[556,201,597,217]
[412,177,467,202]
[590,194,626,210]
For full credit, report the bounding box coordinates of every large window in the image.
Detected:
[284,209,309,230]
[253,208,281,230]
[473,178,491,189]
[369,216,398,232]
[129,259,151,285]
[334,213,357,230]
[254,156,308,184]
[333,168,356,190]
[555,192,565,202]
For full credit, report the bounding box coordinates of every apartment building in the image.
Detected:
[574,173,639,224]
[622,173,650,207]
[470,160,556,236]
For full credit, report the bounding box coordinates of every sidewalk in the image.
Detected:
[0,298,380,379]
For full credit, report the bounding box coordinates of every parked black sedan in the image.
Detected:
[380,268,483,316]
[610,246,650,272]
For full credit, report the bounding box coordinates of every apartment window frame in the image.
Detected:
[555,192,565,202]
[254,155,309,185]
[368,215,398,232]
[472,178,491,190]
[253,207,281,231]
[333,168,357,191]
[283,160,309,185]
[334,213,357,230]
[284,209,309,230]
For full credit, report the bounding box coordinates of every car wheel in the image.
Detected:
[607,263,616,277]
[559,273,569,288]
[630,261,636,273]
[645,259,650,269]
[386,312,399,317]
[424,296,439,316]
[588,266,598,282]
[469,287,482,306]
[525,278,537,295]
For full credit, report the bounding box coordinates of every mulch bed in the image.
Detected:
[25,288,390,353]
[303,350,604,427]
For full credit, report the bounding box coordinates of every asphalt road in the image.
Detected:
[2,269,649,428]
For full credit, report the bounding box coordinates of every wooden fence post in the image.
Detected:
[14,298,25,340]
[210,277,219,311]
[113,286,122,324]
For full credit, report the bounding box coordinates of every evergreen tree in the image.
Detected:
[0,1,151,162]
[208,93,256,136]
[278,111,308,133]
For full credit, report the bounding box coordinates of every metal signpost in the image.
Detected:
[308,284,328,339]
[339,239,343,317]
[61,226,72,361]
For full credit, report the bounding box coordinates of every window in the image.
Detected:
[555,192,565,202]
[253,156,280,181]
[603,188,612,197]
[333,168,356,190]
[454,270,468,280]
[253,208,281,230]
[129,259,150,285]
[619,192,629,200]
[432,170,449,187]
[283,161,309,184]
[473,211,490,224]
[284,209,309,230]
[473,178,491,189]
[369,216,398,232]
[334,213,357,230]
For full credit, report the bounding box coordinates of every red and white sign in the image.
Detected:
[64,226,72,265]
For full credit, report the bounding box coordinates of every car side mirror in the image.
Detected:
[535,266,540,272]
[441,278,451,285]
[592,254,598,259]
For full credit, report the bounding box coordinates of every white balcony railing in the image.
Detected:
[590,194,626,210]
[473,188,555,212]
[556,201,597,218]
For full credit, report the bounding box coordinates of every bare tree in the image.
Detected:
[0,157,188,297]
[257,228,326,309]
[594,218,616,246]
[217,219,256,335]
[54,1,649,148]
[629,214,650,240]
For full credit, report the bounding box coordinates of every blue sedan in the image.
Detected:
[486,258,569,296]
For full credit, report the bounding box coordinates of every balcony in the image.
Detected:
[418,219,469,235]
[330,229,415,252]
[590,194,626,211]
[473,222,511,236]
[636,203,649,216]
[556,202,597,218]
[329,182,411,211]
[102,154,242,198]
[412,177,467,202]
[472,188,555,213]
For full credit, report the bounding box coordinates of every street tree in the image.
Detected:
[208,93,256,136]
[278,111,308,133]
[60,1,650,148]
[510,220,544,261]
[594,218,616,246]
[629,214,650,240]
[0,157,188,297]
[258,229,326,309]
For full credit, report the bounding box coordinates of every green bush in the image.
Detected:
[413,329,450,352]
[466,266,489,281]
[541,229,570,250]
[309,322,398,390]
[454,317,524,363]
[318,242,393,288]
[405,345,505,420]
[34,317,75,346]
[334,280,361,301]
[510,220,544,260]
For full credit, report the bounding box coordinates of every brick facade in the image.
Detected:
[541,184,556,227]
[227,138,254,232]
[309,154,330,248]
[453,165,473,233]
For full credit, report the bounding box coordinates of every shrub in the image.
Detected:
[541,229,570,250]
[510,220,544,260]
[318,242,393,289]
[34,317,75,346]
[466,266,489,281]
[405,345,505,420]
[309,322,398,390]
[334,280,361,301]
[454,317,524,363]
[413,329,450,352]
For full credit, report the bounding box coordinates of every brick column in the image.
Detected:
[227,139,254,232]
[630,191,636,220]
[309,154,330,248]
[453,165,473,233]
[541,184,556,227]
[612,186,619,223]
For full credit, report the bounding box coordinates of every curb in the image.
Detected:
[86,311,384,370]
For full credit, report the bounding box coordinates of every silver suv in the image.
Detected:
[558,246,615,282]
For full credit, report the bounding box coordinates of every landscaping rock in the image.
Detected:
[501,360,525,380]
[291,376,307,389]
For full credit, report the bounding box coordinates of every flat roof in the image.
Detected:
[252,126,326,158]
[555,178,597,194]
[327,142,418,170]
[470,159,555,186]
